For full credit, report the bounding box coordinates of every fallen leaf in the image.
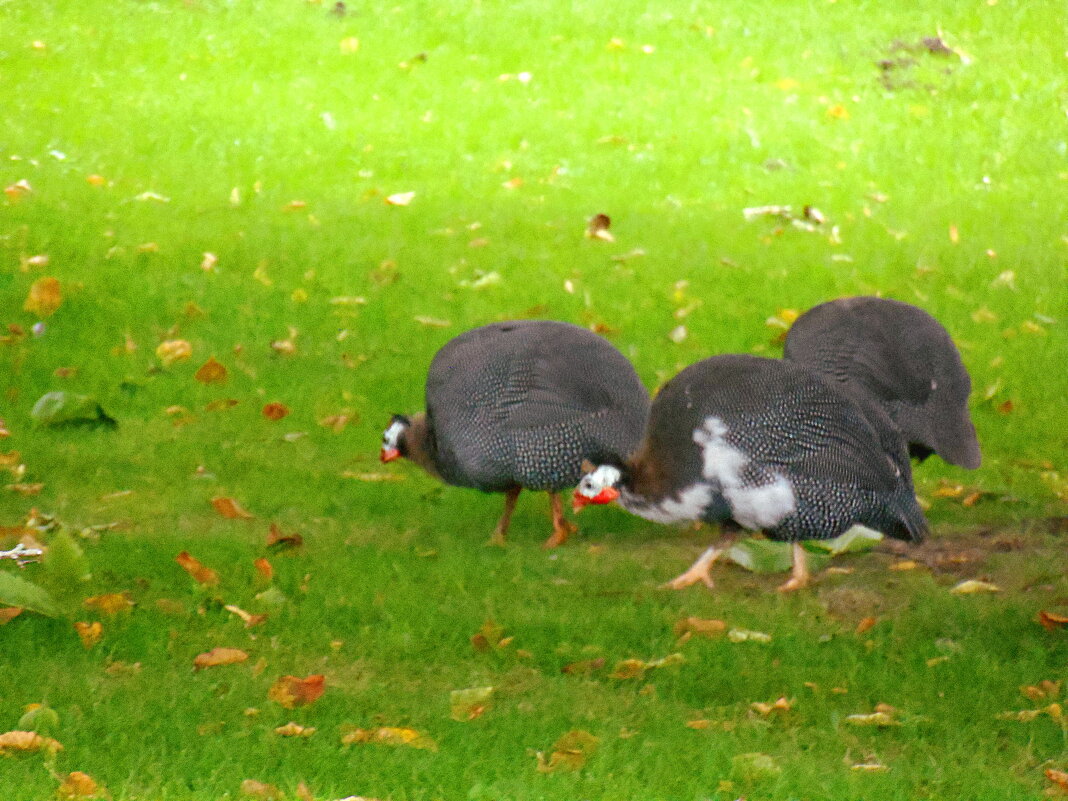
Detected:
[253,557,273,582]
[536,729,598,773]
[728,628,773,643]
[268,674,325,709]
[194,357,228,384]
[0,730,63,754]
[855,617,878,635]
[470,619,506,652]
[212,497,254,519]
[1020,680,1062,702]
[193,647,249,670]
[342,726,437,751]
[176,551,220,585]
[23,277,62,317]
[610,653,684,679]
[274,722,316,738]
[561,657,605,675]
[844,711,899,727]
[0,607,24,624]
[84,592,134,615]
[262,403,290,421]
[74,621,102,649]
[266,523,303,550]
[950,579,1001,595]
[240,779,282,800]
[851,762,889,773]
[750,697,793,716]
[30,391,115,428]
[224,604,267,628]
[56,770,105,799]
[450,686,494,721]
[156,339,192,366]
[674,616,727,638]
[385,191,415,206]
[731,752,782,782]
[1047,769,1068,792]
[413,315,451,328]
[585,213,614,242]
[1037,611,1068,631]
[685,719,713,729]
[890,560,919,571]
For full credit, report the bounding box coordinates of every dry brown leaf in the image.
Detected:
[84,592,133,615]
[1021,680,1062,702]
[176,551,220,585]
[224,604,268,628]
[609,659,649,679]
[855,617,878,635]
[194,357,228,384]
[74,621,102,649]
[0,730,63,754]
[156,339,192,366]
[266,523,303,550]
[449,686,494,721]
[23,277,61,317]
[585,213,614,242]
[253,557,273,582]
[274,722,316,738]
[750,697,793,716]
[536,729,598,773]
[6,482,44,496]
[685,719,713,729]
[341,726,438,751]
[193,647,249,671]
[56,770,105,799]
[262,402,290,421]
[470,619,506,652]
[268,674,325,709]
[1037,611,1068,631]
[212,497,254,519]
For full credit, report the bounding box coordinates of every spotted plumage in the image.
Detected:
[382,320,650,547]
[575,354,927,589]
[784,296,981,469]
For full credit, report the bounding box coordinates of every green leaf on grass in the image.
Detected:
[0,572,61,617]
[30,392,116,428]
[731,752,782,782]
[804,525,884,555]
[39,530,89,605]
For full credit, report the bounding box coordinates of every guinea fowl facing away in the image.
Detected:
[381,320,650,548]
[784,296,981,469]
[573,354,928,591]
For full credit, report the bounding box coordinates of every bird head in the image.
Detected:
[572,460,622,512]
[380,414,410,462]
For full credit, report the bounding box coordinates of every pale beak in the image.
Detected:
[380,447,401,463]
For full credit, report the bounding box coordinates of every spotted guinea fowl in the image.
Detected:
[573,354,927,590]
[784,296,980,469]
[381,320,650,548]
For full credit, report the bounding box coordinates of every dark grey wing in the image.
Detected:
[785,296,980,468]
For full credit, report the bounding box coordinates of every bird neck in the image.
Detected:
[402,413,441,480]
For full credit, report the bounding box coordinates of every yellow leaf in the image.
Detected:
[535,730,598,773]
[274,722,316,737]
[23,277,62,317]
[341,726,438,751]
[194,356,228,384]
[844,711,898,727]
[609,658,649,680]
[826,104,850,119]
[74,621,102,649]
[194,647,249,670]
[950,579,1001,595]
[339,36,360,54]
[83,592,134,615]
[156,339,192,366]
[86,174,107,187]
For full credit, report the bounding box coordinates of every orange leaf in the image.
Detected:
[1047,769,1068,791]
[0,607,24,625]
[253,557,273,582]
[262,402,290,421]
[23,277,62,317]
[268,674,325,709]
[0,730,63,754]
[194,356,228,384]
[86,174,107,187]
[176,551,220,585]
[274,722,316,738]
[855,616,877,635]
[341,726,437,751]
[84,592,134,615]
[74,621,102,649]
[212,497,254,519]
[674,616,728,638]
[194,647,250,670]
[1038,611,1068,631]
[56,770,104,799]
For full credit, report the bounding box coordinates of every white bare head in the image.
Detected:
[572,462,623,512]
[380,414,410,462]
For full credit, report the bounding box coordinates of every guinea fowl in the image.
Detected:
[381,320,650,548]
[573,354,928,591]
[784,296,981,469]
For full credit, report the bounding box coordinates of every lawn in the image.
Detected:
[0,0,1066,798]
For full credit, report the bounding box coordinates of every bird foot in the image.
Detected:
[486,531,508,548]
[541,520,577,549]
[660,569,715,591]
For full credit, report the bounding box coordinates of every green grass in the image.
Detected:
[1,0,1066,798]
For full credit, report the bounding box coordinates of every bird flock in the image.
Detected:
[381,297,980,592]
